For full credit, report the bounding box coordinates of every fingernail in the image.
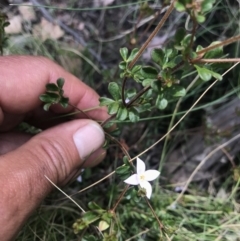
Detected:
[73,122,105,160]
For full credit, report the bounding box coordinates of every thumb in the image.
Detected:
[0,119,105,240]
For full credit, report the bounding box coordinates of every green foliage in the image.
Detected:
[72,202,113,234]
[195,65,222,81]
[0,12,9,55]
[35,1,237,240]
[39,78,69,111]
[174,0,216,23]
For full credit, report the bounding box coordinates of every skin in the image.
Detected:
[0,56,108,240]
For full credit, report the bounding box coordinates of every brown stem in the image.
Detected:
[128,0,177,69]
[104,132,131,160]
[197,34,240,56]
[68,103,91,119]
[121,1,176,111]
[111,185,129,213]
[144,197,164,230]
[138,9,161,43]
[126,85,151,108]
[189,15,198,50]
[192,58,240,63]
[100,114,116,128]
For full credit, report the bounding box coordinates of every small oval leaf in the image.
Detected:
[108,82,121,100]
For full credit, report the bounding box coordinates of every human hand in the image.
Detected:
[0,56,108,240]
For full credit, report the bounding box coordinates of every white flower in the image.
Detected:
[124,158,160,199]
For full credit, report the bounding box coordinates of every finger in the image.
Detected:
[0,119,105,240]
[0,56,108,124]
[0,131,32,154]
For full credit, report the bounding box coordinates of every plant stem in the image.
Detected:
[197,34,240,56]
[189,15,197,50]
[111,185,129,213]
[100,114,116,127]
[128,0,177,69]
[104,85,151,128]
[68,103,91,119]
[121,0,176,107]
[193,58,240,63]
[144,197,164,230]
[104,132,131,159]
[126,85,151,107]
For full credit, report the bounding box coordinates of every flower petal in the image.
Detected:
[139,181,152,199]
[144,170,160,181]
[124,174,139,185]
[137,158,145,174]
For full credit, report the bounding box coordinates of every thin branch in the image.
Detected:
[144,197,164,229]
[197,34,240,56]
[68,103,91,119]
[193,58,240,63]
[111,185,129,213]
[128,0,177,69]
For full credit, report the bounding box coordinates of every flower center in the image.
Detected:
[139,174,145,181]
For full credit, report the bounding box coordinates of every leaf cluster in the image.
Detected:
[39,78,69,111]
[72,202,113,234]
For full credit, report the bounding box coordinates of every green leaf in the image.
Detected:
[131,65,141,73]
[181,34,192,48]
[116,165,131,180]
[140,66,158,79]
[163,60,176,69]
[171,86,186,97]
[98,220,109,231]
[196,45,204,52]
[82,211,100,225]
[43,103,52,111]
[195,65,222,81]
[126,88,136,98]
[151,48,164,65]
[142,78,154,87]
[211,70,222,80]
[39,94,51,103]
[88,202,104,211]
[123,156,130,165]
[137,103,151,113]
[129,110,139,122]
[174,28,186,45]
[174,1,186,11]
[108,82,121,100]
[195,14,205,23]
[46,83,59,92]
[127,48,139,62]
[116,107,128,121]
[156,97,168,110]
[195,65,212,81]
[99,97,115,106]
[57,78,65,89]
[108,102,119,115]
[60,97,69,108]
[120,47,128,61]
[204,41,223,59]
[202,0,214,12]
[39,93,59,103]
[72,219,89,233]
[3,21,10,27]
[119,61,127,70]
[115,165,130,175]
